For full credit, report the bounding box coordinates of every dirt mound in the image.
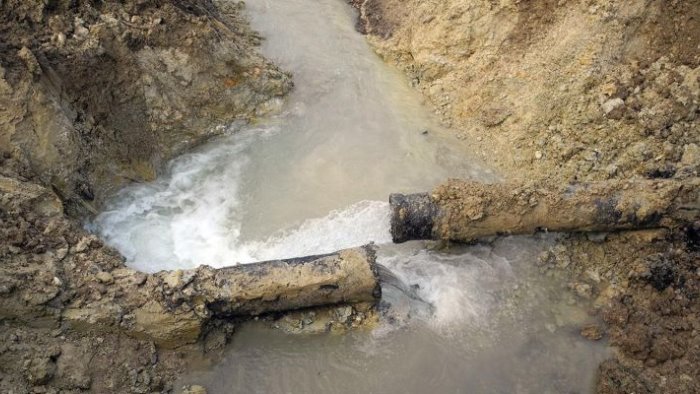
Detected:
[353,0,699,183]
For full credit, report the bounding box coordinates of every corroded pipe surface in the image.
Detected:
[391,179,700,243]
[191,245,382,316]
[60,245,380,348]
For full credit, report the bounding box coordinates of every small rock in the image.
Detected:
[605,164,618,176]
[334,306,353,323]
[601,98,625,119]
[585,269,602,283]
[480,107,511,127]
[133,272,148,286]
[74,237,92,253]
[26,358,56,385]
[56,247,69,260]
[97,13,119,26]
[162,270,182,289]
[534,151,543,160]
[580,324,604,340]
[18,47,41,75]
[51,32,67,48]
[678,143,700,176]
[73,25,89,39]
[302,313,314,326]
[96,271,113,284]
[571,282,592,299]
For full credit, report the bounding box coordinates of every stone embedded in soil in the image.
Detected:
[25,357,57,385]
[571,282,593,299]
[580,324,604,341]
[601,98,625,119]
[95,271,114,284]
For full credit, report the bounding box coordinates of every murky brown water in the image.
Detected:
[92,0,609,392]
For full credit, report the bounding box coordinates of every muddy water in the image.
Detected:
[93,0,607,392]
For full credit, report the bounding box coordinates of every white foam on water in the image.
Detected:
[93,150,392,272]
[376,243,517,332]
[92,126,261,272]
[238,200,392,263]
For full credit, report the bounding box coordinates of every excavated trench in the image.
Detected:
[91,0,608,392]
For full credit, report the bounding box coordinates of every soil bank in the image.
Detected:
[352,0,700,392]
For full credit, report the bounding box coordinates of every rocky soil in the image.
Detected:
[354,0,699,183]
[353,0,699,392]
[0,1,294,392]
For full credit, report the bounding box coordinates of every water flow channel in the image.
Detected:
[92,0,609,392]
